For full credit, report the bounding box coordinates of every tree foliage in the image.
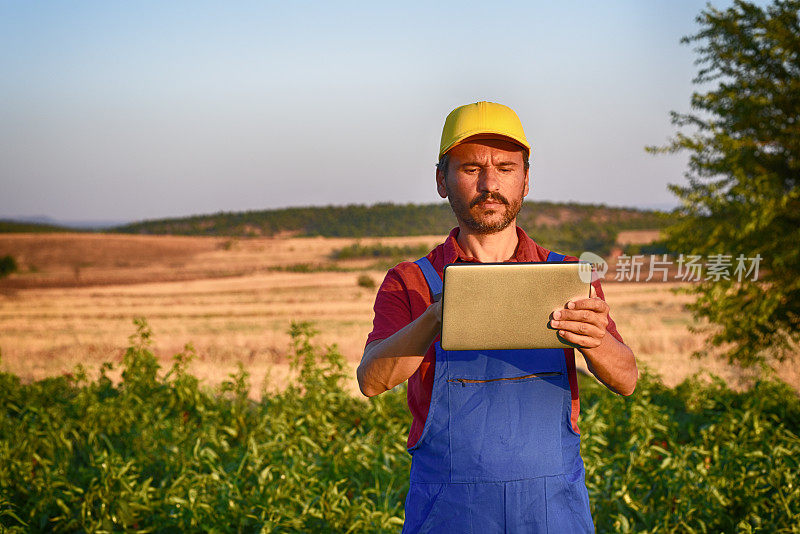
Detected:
[655,0,800,366]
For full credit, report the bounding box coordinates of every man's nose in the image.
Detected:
[478,167,501,192]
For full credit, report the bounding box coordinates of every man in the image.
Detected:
[357,101,637,532]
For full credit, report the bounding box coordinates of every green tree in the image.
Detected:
[653,0,800,366]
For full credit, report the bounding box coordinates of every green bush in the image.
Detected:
[331,243,433,261]
[0,319,409,532]
[0,255,17,278]
[357,274,376,290]
[0,321,798,532]
[580,371,800,532]
[267,263,346,273]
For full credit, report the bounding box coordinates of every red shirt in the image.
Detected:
[366,226,624,448]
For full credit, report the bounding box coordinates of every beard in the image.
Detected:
[447,188,524,235]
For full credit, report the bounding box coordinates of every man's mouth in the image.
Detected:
[471,194,508,208]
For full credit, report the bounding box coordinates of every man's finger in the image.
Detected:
[552,311,607,329]
[556,329,602,349]
[550,319,605,339]
[566,297,609,313]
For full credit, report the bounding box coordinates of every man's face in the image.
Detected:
[436,138,529,234]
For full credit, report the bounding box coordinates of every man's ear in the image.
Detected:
[522,167,530,198]
[436,168,448,199]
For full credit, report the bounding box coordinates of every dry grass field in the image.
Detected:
[1,232,797,396]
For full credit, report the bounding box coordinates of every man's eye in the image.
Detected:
[499,167,513,173]
[463,167,480,174]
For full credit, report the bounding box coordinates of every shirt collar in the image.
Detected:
[441,226,547,264]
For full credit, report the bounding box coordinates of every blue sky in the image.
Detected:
[0,1,746,223]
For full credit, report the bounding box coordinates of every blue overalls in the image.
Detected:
[401,254,594,533]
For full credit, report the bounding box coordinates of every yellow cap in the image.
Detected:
[439,101,531,159]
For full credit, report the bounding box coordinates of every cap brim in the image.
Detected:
[440,131,531,158]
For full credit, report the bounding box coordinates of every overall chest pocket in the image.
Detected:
[447,372,566,483]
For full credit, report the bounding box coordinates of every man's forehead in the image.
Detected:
[447,137,527,161]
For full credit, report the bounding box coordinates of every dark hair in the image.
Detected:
[436,152,530,179]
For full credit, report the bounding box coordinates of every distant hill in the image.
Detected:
[112,201,675,256]
[0,215,127,231]
[114,202,671,237]
[0,220,75,233]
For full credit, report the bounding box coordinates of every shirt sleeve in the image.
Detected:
[365,267,414,347]
[591,278,624,344]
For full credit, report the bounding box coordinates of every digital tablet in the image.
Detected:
[440,262,592,351]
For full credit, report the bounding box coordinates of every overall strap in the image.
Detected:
[546,251,566,262]
[414,256,443,300]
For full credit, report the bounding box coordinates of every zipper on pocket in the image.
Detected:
[448,371,562,386]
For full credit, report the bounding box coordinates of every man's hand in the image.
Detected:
[549,286,638,396]
[549,287,609,349]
